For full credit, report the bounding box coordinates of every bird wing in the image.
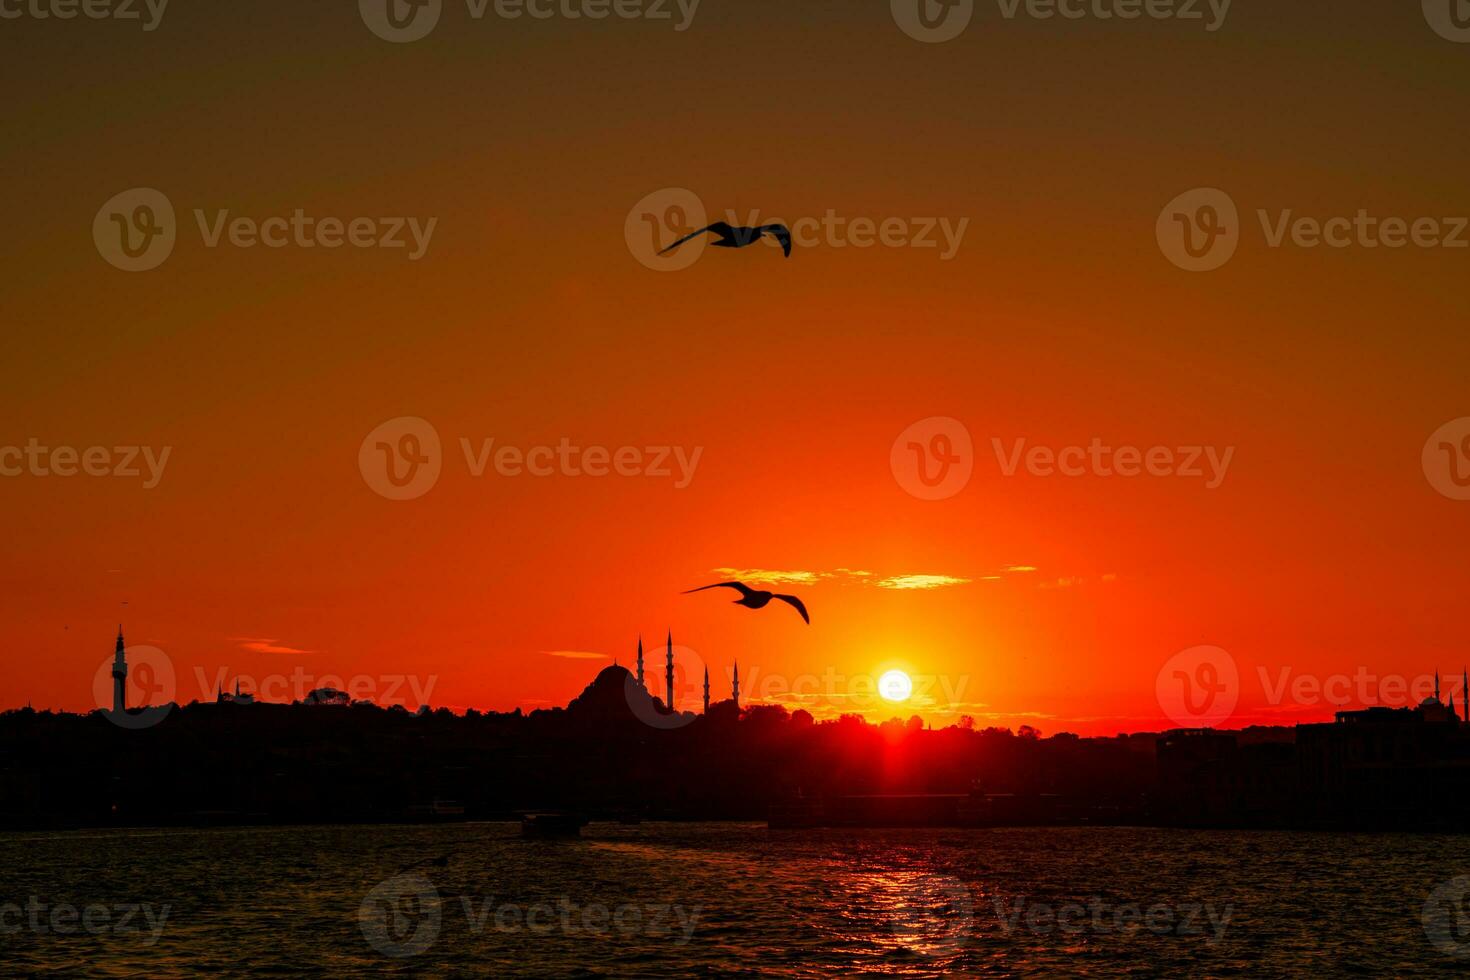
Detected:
[660,222,734,254]
[683,581,754,598]
[761,224,792,257]
[773,594,810,623]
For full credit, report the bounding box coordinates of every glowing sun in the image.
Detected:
[878,669,913,703]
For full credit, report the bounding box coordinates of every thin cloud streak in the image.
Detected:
[232,637,314,655]
[709,568,971,590]
[873,574,972,590]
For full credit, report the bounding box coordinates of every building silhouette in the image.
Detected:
[621,634,740,717]
[110,626,127,714]
[1162,667,1470,829]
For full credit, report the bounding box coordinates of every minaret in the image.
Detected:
[732,659,740,710]
[636,636,645,689]
[665,631,675,711]
[1436,670,1442,703]
[703,666,710,713]
[111,626,127,714]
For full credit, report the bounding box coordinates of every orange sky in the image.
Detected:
[3,2,1469,734]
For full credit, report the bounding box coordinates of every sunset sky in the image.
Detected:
[3,2,1469,734]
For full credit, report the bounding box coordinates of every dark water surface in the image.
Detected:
[2,823,1467,977]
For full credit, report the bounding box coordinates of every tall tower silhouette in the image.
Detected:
[732,659,740,710]
[703,666,710,713]
[111,626,127,714]
[665,631,675,711]
[636,635,645,689]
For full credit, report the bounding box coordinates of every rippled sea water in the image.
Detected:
[2,823,1467,977]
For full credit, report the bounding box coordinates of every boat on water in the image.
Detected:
[405,800,468,823]
[520,812,588,838]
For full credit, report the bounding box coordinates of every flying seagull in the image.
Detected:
[660,221,792,258]
[683,581,810,624]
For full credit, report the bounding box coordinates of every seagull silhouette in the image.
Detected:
[660,221,792,258]
[683,581,810,624]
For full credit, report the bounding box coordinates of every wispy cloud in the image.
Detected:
[709,568,969,591]
[711,568,828,586]
[873,574,972,591]
[1038,573,1119,590]
[708,565,1113,593]
[232,637,314,655]
[542,650,610,660]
